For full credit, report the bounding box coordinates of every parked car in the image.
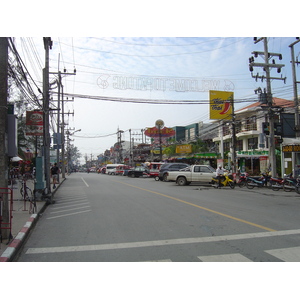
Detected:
[166,165,216,185]
[158,163,190,181]
[127,167,149,178]
[116,165,132,175]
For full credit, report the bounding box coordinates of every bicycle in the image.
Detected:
[20,176,37,214]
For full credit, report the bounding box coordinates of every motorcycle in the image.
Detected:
[211,173,235,189]
[237,172,248,188]
[246,173,270,189]
[283,175,300,194]
[268,176,285,191]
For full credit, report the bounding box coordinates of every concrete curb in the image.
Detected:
[0,213,41,262]
[0,178,66,262]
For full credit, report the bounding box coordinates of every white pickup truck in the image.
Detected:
[166,165,216,186]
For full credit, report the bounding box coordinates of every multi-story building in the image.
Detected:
[213,97,299,176]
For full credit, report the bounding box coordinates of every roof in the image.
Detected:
[236,98,295,113]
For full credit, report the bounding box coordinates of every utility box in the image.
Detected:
[35,156,45,190]
[7,114,17,157]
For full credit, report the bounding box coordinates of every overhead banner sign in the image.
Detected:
[209,90,233,120]
[144,126,175,138]
[25,110,43,136]
[97,74,235,93]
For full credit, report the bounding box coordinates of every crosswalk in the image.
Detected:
[144,247,300,262]
[48,187,91,220]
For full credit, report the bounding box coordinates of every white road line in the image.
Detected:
[54,198,88,204]
[265,246,300,262]
[81,177,89,187]
[198,253,252,262]
[49,205,91,214]
[46,210,91,220]
[51,202,90,210]
[25,228,300,255]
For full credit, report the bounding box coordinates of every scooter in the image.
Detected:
[211,173,235,189]
[283,175,300,194]
[237,172,248,188]
[268,176,285,191]
[246,173,270,189]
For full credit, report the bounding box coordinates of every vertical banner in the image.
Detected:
[26,110,44,136]
[209,90,233,120]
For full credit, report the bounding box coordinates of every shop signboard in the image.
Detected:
[176,144,192,154]
[26,110,43,136]
[209,90,233,120]
[282,145,300,153]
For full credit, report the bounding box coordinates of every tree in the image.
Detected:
[68,144,82,168]
[191,139,208,153]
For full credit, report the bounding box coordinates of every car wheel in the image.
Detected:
[163,173,168,182]
[154,176,159,181]
[131,173,135,178]
[177,177,187,186]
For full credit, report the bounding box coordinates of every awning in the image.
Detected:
[282,138,300,145]
[11,156,23,162]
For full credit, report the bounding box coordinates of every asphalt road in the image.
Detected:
[16,172,300,262]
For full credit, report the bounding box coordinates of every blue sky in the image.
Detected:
[38,37,300,160]
[3,2,300,162]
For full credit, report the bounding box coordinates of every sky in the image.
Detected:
[3,2,300,164]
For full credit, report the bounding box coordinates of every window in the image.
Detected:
[245,116,257,131]
[199,166,213,173]
[248,137,258,150]
[236,140,243,151]
[194,166,200,172]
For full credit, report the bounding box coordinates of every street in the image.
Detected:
[16,172,300,262]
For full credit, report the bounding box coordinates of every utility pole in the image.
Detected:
[49,68,76,179]
[42,37,52,196]
[289,38,300,138]
[231,94,237,175]
[0,37,9,239]
[249,37,286,177]
[289,38,300,178]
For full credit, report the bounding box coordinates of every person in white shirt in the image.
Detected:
[216,165,226,187]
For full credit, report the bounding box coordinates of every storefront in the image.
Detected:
[237,150,269,175]
[281,138,300,177]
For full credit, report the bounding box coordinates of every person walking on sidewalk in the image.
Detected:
[51,163,59,189]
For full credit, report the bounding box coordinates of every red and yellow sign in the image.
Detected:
[209,90,233,120]
[145,126,175,138]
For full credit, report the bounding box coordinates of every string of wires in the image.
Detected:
[7,38,42,110]
[57,92,260,105]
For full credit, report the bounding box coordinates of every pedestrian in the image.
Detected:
[216,165,226,187]
[51,163,59,189]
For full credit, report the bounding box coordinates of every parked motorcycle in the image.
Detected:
[246,173,270,189]
[268,176,285,191]
[237,172,248,188]
[283,175,300,194]
[211,173,235,189]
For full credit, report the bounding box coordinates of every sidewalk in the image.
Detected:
[0,177,65,262]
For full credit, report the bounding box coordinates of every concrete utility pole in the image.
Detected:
[43,37,52,196]
[49,69,75,179]
[263,38,276,178]
[289,38,300,138]
[249,37,286,177]
[231,94,237,174]
[0,37,9,239]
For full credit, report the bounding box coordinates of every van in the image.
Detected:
[105,164,124,175]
